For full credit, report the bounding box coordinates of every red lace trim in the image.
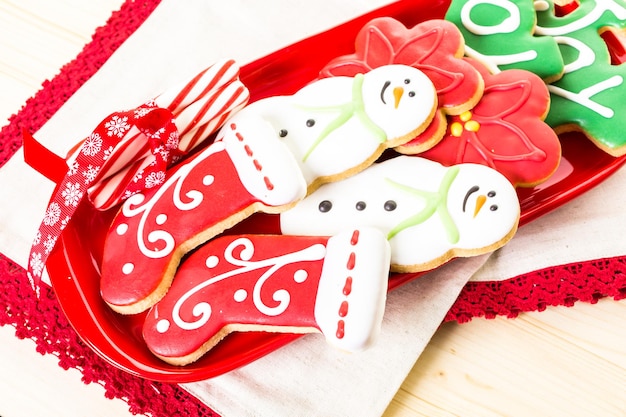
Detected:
[2,0,626,415]
[445,256,626,323]
[0,1,218,416]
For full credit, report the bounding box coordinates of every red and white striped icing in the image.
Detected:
[74,59,249,210]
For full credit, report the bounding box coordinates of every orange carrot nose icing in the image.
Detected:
[474,194,487,218]
[393,86,404,108]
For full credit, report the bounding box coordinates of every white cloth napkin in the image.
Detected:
[2,1,624,415]
[0,1,489,416]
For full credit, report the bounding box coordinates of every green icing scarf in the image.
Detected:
[301,73,387,161]
[386,165,460,244]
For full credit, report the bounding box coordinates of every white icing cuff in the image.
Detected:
[314,227,390,352]
[222,109,307,207]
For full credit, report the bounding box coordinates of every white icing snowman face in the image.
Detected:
[360,64,437,140]
[445,163,520,250]
[280,156,519,271]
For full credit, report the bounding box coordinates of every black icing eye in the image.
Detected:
[318,200,332,213]
[408,91,415,97]
[278,129,288,138]
[355,201,366,211]
[306,119,315,127]
[404,78,411,84]
[384,200,397,211]
[488,191,496,198]
[490,205,498,211]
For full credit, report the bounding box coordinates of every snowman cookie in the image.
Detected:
[280,156,520,273]
[101,64,437,314]
[320,18,485,154]
[143,228,390,366]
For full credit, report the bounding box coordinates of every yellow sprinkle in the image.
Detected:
[459,111,473,122]
[465,120,481,132]
[451,122,464,137]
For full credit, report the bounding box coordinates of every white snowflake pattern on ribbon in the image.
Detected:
[61,182,83,207]
[105,115,130,138]
[82,165,101,184]
[82,132,103,156]
[29,252,44,278]
[145,171,166,188]
[43,203,61,226]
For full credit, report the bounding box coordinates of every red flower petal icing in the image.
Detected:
[420,59,561,187]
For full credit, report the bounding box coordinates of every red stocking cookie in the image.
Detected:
[142,228,390,366]
[101,64,437,314]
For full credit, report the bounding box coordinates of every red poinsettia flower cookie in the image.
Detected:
[320,17,484,154]
[420,58,562,188]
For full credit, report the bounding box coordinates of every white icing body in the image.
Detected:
[239,64,436,184]
[280,156,520,270]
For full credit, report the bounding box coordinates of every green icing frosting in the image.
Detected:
[300,73,387,161]
[386,165,460,244]
[445,0,564,80]
[534,0,626,152]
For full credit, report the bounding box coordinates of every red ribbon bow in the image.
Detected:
[25,59,250,294]
[26,104,178,293]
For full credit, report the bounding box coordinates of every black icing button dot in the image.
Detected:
[355,201,366,211]
[306,119,315,127]
[318,200,332,213]
[384,200,397,211]
[408,91,415,97]
[490,205,498,211]
[278,129,288,137]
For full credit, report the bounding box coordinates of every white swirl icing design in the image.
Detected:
[119,142,226,259]
[461,0,521,35]
[158,238,327,332]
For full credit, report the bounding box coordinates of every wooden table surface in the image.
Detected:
[1,1,625,416]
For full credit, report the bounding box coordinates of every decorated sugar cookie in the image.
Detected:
[420,58,561,187]
[321,18,484,154]
[101,64,437,314]
[445,0,565,82]
[142,228,390,366]
[280,156,520,273]
[534,0,626,156]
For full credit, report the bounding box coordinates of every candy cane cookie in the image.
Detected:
[280,156,520,273]
[71,59,249,210]
[100,64,438,314]
[143,228,390,366]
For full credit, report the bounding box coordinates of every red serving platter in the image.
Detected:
[47,0,626,382]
